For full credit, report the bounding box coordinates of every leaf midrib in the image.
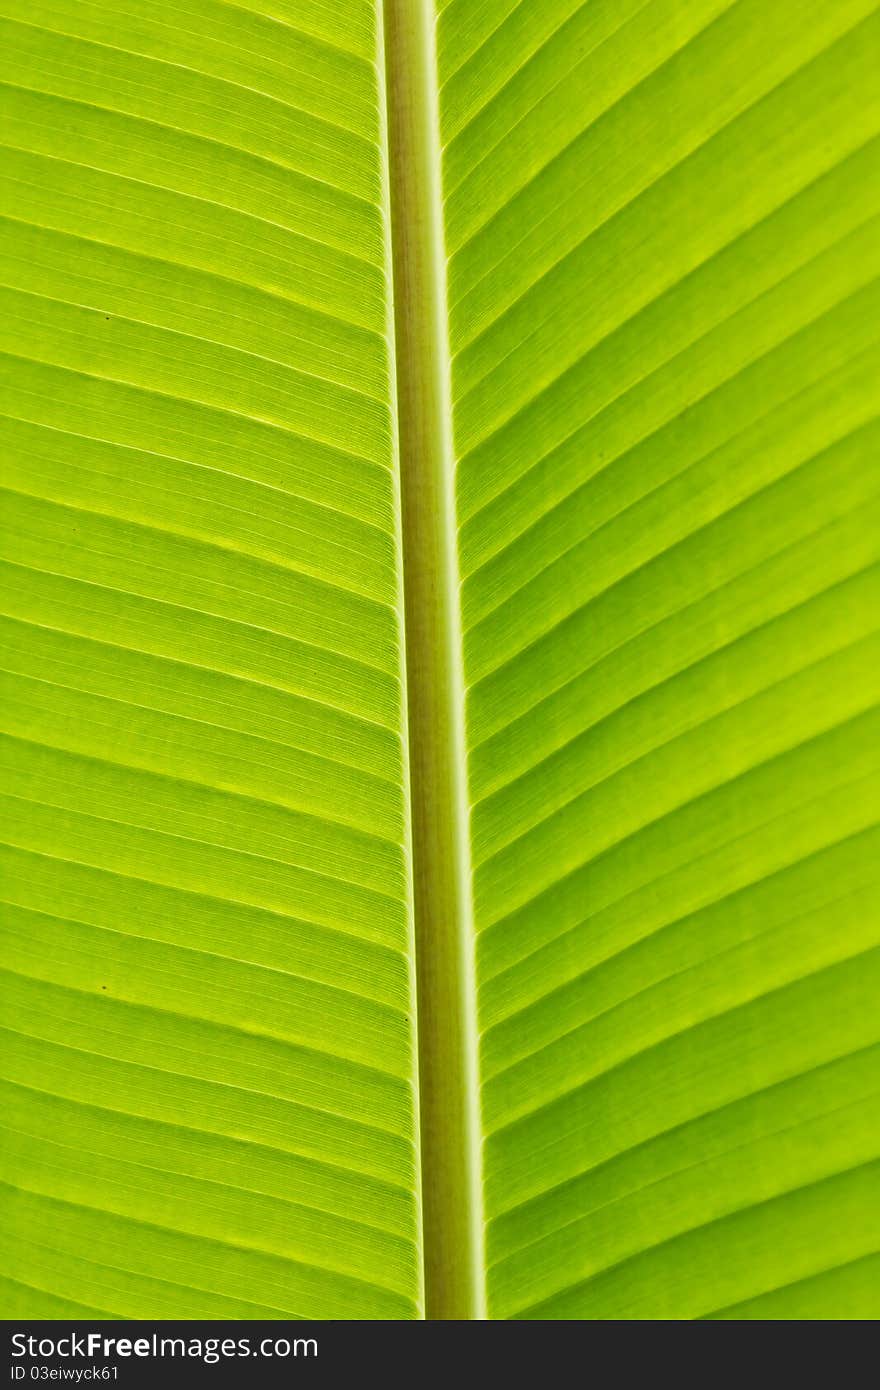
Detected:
[382,0,486,1320]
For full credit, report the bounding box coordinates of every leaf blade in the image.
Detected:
[0,0,422,1320]
[442,0,880,1320]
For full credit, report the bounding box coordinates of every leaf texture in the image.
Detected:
[1,0,878,1324]
[438,0,880,1319]
[0,0,422,1320]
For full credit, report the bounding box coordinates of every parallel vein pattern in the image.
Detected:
[0,0,422,1319]
[438,0,880,1318]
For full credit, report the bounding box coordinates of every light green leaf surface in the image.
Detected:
[1,0,879,1322]
[439,0,880,1319]
[0,0,421,1321]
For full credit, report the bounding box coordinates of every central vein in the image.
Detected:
[382,0,486,1322]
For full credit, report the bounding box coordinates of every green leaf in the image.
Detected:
[1,0,878,1322]
[439,0,880,1319]
[0,0,421,1321]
